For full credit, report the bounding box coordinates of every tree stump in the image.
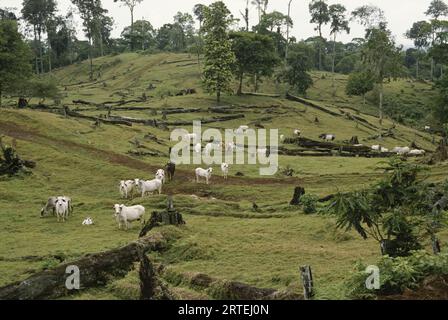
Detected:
[290,187,305,206]
[432,235,441,255]
[139,198,185,238]
[138,251,156,300]
[350,136,359,145]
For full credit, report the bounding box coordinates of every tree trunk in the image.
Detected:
[130,9,134,51]
[88,32,93,81]
[0,84,2,108]
[331,34,336,88]
[38,28,44,74]
[33,26,39,74]
[318,28,323,71]
[48,39,52,73]
[379,82,384,126]
[217,90,221,104]
[416,58,419,79]
[237,72,243,95]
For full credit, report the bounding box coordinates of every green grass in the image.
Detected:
[0,52,446,300]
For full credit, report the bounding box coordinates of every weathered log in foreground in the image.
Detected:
[0,233,168,300]
[163,270,302,300]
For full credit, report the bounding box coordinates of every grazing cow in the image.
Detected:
[113,204,145,230]
[371,145,381,151]
[319,134,336,142]
[195,167,213,184]
[425,126,431,132]
[409,149,426,156]
[381,147,389,153]
[119,180,135,199]
[393,147,411,155]
[165,162,176,181]
[41,197,57,217]
[294,129,301,136]
[138,179,163,197]
[55,196,69,222]
[155,169,166,184]
[221,163,229,179]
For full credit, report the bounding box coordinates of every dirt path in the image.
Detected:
[0,120,304,189]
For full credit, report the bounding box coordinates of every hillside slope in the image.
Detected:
[0,52,446,300]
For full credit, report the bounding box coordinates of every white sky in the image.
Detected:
[2,0,435,47]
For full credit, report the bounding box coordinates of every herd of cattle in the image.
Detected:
[38,126,429,229]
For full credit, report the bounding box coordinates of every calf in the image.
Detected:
[113,204,145,230]
[221,163,229,180]
[195,167,213,184]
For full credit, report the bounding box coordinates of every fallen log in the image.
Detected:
[286,93,342,117]
[162,270,302,300]
[64,109,133,126]
[284,137,371,153]
[241,92,281,98]
[161,114,245,126]
[0,233,168,300]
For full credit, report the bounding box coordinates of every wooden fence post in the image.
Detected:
[300,265,314,300]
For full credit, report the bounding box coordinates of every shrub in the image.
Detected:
[345,250,448,299]
[300,194,319,214]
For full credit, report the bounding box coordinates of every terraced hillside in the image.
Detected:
[0,52,446,300]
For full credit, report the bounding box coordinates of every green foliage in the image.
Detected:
[346,251,448,299]
[121,20,155,51]
[434,74,448,125]
[283,44,314,95]
[325,158,445,257]
[346,71,375,98]
[202,1,236,103]
[0,19,32,106]
[230,31,279,93]
[300,194,319,214]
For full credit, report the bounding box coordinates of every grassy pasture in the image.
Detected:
[0,52,446,299]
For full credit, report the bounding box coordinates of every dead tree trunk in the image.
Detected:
[300,265,314,300]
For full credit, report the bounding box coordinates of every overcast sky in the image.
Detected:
[3,0,435,47]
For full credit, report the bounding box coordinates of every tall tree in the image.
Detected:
[362,26,402,126]
[0,19,32,107]
[328,4,350,88]
[230,31,279,94]
[309,0,330,70]
[114,0,143,51]
[71,0,107,80]
[21,0,56,74]
[283,43,314,96]
[351,5,385,30]
[121,20,154,50]
[425,0,448,80]
[406,21,432,79]
[202,1,236,104]
[251,0,268,23]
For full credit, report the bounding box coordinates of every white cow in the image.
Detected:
[371,145,381,151]
[280,135,285,142]
[195,167,213,184]
[225,142,236,153]
[425,126,431,132]
[40,197,57,217]
[221,163,229,180]
[55,196,69,222]
[113,204,145,230]
[119,180,135,199]
[294,129,301,136]
[138,179,163,197]
[155,169,166,184]
[319,134,336,141]
[393,147,411,155]
[82,217,94,225]
[409,149,426,156]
